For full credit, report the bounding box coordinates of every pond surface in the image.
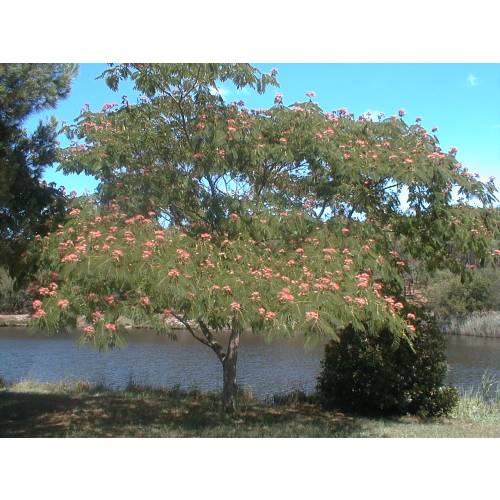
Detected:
[0,328,499,398]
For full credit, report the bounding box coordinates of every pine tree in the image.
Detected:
[0,63,78,279]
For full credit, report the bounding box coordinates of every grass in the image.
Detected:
[1,379,499,437]
[445,311,500,337]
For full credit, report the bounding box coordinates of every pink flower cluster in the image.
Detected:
[176,249,191,261]
[277,288,294,302]
[305,311,319,321]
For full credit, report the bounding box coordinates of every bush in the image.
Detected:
[425,268,500,320]
[0,267,30,313]
[316,315,459,417]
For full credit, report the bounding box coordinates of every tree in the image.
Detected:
[29,63,500,412]
[0,63,78,278]
[30,201,414,412]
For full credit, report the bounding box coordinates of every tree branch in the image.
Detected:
[198,319,226,362]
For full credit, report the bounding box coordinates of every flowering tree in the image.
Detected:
[29,63,500,411]
[31,202,419,411]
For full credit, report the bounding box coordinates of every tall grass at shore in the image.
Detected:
[444,311,500,337]
[452,371,500,425]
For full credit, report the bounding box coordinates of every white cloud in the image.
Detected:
[467,74,478,87]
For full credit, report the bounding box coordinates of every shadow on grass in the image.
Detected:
[0,385,364,438]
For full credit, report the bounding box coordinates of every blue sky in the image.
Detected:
[26,63,500,195]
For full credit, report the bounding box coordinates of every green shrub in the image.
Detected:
[425,268,500,320]
[316,315,458,417]
[0,266,30,313]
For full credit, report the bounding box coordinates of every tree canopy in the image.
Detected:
[0,63,78,278]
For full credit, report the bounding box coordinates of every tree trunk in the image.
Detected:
[222,325,241,413]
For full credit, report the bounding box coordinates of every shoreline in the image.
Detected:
[1,313,499,338]
[0,314,190,330]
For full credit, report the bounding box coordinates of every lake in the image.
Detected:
[0,328,499,399]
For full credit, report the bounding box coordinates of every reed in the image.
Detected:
[444,311,500,337]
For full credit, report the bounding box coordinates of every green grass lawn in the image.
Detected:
[1,380,499,438]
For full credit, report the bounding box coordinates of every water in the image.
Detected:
[1,328,499,398]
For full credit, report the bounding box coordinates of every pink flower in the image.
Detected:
[112,249,124,261]
[104,323,117,332]
[305,311,320,321]
[250,291,261,301]
[407,324,416,333]
[61,253,80,263]
[200,233,212,241]
[341,227,350,236]
[163,308,173,317]
[323,248,337,255]
[123,229,135,240]
[92,310,104,323]
[168,268,181,278]
[104,294,116,305]
[229,213,239,221]
[354,297,368,307]
[83,325,95,335]
[449,147,458,155]
[68,208,81,216]
[274,93,283,105]
[32,308,47,319]
[230,301,242,312]
[407,313,417,321]
[140,296,151,306]
[32,300,43,310]
[278,288,295,302]
[265,311,276,321]
[343,153,351,160]
[398,109,406,117]
[57,299,70,310]
[87,293,99,302]
[278,137,288,143]
[154,230,165,241]
[216,148,226,158]
[176,249,191,261]
[193,152,204,160]
[306,91,316,98]
[222,285,232,294]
